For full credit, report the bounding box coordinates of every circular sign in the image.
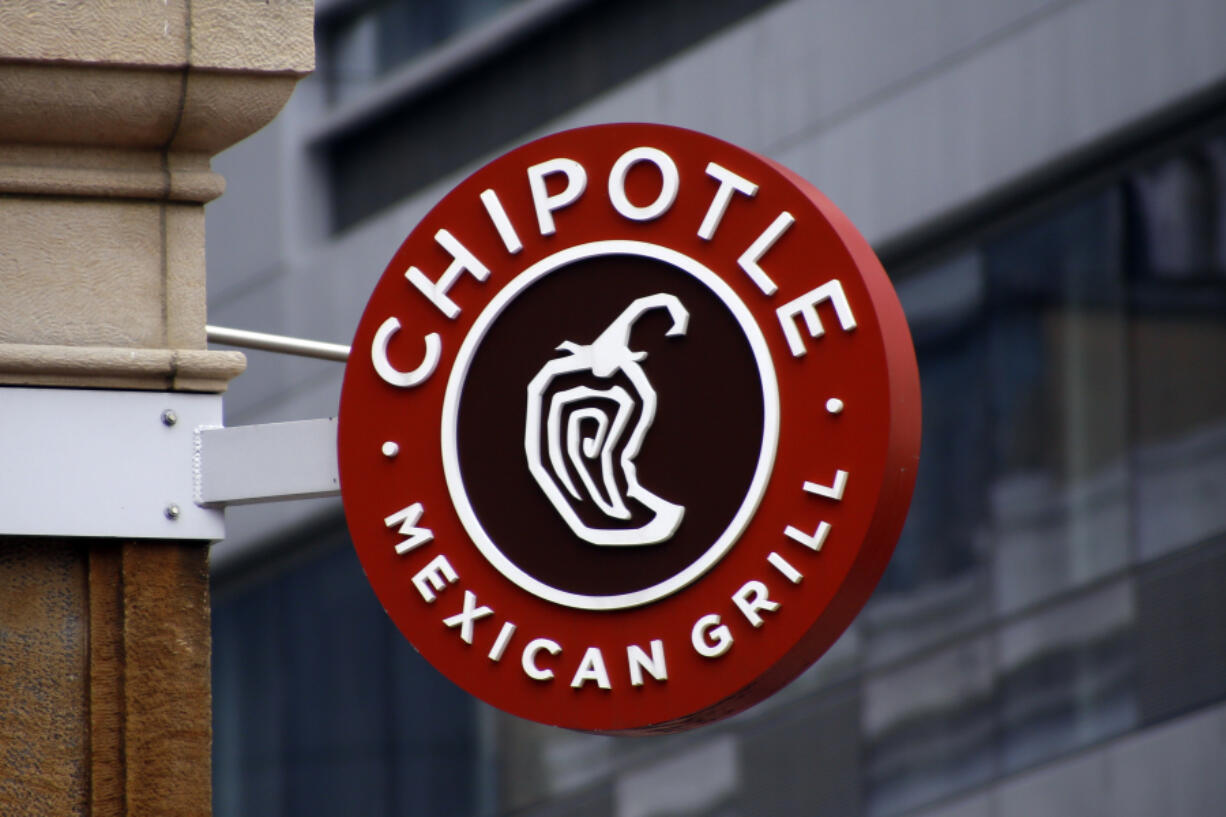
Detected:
[338,124,920,734]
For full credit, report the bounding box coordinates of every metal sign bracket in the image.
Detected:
[0,386,339,542]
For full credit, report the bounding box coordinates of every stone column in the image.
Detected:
[0,3,313,815]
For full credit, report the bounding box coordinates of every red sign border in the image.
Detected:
[337,123,921,733]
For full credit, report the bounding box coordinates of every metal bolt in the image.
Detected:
[161,409,178,427]
[164,504,181,520]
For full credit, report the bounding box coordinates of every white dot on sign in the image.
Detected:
[826,398,844,415]
[381,441,400,458]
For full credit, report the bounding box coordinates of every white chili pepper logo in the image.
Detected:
[524,293,689,546]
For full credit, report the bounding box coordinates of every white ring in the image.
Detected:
[441,240,780,610]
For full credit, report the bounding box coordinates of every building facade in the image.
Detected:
[206,1,1226,815]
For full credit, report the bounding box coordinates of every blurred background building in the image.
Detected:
[205,0,1226,815]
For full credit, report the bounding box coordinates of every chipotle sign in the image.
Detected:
[338,124,920,733]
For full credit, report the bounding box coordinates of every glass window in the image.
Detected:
[997,579,1137,773]
[1128,149,1217,280]
[492,717,619,813]
[320,0,785,231]
[1136,536,1226,724]
[1127,136,1226,560]
[614,736,740,817]
[324,0,525,106]
[862,637,996,817]
[212,535,482,817]
[983,191,1130,615]
[741,689,863,814]
[864,253,993,665]
[1129,306,1226,560]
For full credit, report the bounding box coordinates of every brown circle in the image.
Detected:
[454,252,766,600]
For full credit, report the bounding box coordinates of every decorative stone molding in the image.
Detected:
[0,1,315,73]
[0,0,314,393]
[0,344,247,393]
[0,146,226,204]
